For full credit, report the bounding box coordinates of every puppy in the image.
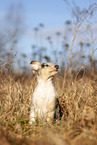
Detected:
[29,61,61,124]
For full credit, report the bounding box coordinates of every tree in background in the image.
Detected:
[0,3,24,71]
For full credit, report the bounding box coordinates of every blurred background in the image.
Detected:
[0,0,97,73]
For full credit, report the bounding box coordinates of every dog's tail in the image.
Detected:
[54,98,63,120]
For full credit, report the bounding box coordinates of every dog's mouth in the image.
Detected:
[54,65,59,73]
[49,68,59,76]
[55,68,59,72]
[56,68,59,72]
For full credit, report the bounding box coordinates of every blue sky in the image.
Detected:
[1,0,97,27]
[0,0,97,67]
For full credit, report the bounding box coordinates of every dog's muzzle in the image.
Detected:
[54,65,59,71]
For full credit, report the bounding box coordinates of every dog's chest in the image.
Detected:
[32,79,56,107]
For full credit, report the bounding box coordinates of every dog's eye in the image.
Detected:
[41,63,45,68]
[46,64,49,67]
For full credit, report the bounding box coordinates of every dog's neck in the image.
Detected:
[37,75,53,86]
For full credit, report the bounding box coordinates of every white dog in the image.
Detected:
[29,61,61,124]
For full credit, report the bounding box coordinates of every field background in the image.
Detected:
[0,68,97,145]
[0,1,97,145]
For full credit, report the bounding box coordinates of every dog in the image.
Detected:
[29,61,62,124]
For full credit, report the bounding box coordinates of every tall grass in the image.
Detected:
[0,69,97,145]
[0,4,97,144]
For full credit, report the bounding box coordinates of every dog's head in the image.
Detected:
[30,61,59,80]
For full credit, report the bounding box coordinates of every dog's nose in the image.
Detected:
[55,65,59,69]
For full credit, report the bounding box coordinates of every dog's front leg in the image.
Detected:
[29,106,36,124]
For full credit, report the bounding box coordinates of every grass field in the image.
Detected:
[0,69,97,145]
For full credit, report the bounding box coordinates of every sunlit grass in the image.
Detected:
[0,70,97,145]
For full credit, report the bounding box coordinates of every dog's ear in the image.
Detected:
[30,61,41,70]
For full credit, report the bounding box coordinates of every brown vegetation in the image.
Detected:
[0,69,97,145]
[0,1,97,145]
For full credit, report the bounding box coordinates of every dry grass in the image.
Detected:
[0,70,97,145]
